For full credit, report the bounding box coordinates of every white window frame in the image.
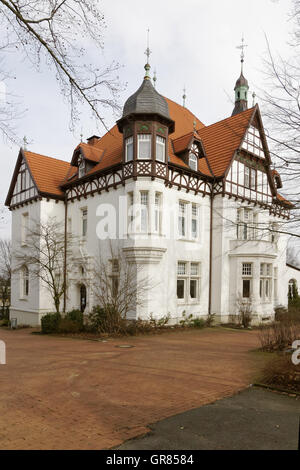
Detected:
[137,134,151,160]
[81,207,88,238]
[189,152,198,171]
[154,192,162,234]
[156,135,165,162]
[78,157,86,178]
[260,263,272,302]
[191,204,198,239]
[125,136,133,162]
[20,265,29,298]
[241,262,252,299]
[178,201,187,238]
[237,208,257,241]
[177,261,201,303]
[140,191,149,233]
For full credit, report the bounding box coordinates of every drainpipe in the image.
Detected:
[208,185,214,316]
[63,196,68,313]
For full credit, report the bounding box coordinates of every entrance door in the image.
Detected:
[80,285,87,313]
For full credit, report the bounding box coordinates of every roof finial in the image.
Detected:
[23,136,28,150]
[182,86,186,107]
[80,128,83,142]
[236,35,248,74]
[144,28,151,80]
[153,69,157,88]
[193,119,197,131]
[252,91,256,107]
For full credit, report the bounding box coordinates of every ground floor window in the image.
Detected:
[260,263,272,301]
[241,263,252,299]
[177,261,200,302]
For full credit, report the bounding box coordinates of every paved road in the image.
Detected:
[0,327,262,449]
[118,388,300,450]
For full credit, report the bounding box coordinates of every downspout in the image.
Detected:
[63,195,68,313]
[208,184,214,316]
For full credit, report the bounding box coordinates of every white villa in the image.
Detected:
[5,53,300,326]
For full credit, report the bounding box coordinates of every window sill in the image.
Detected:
[19,297,28,301]
[177,237,199,243]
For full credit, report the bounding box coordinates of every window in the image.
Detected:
[177,262,200,302]
[191,204,198,238]
[111,259,119,296]
[242,263,252,298]
[178,202,187,237]
[21,213,29,245]
[244,167,250,188]
[189,153,198,171]
[82,208,88,237]
[237,208,257,240]
[260,263,272,301]
[154,193,161,233]
[20,170,26,191]
[140,191,148,232]
[269,222,278,243]
[21,266,29,297]
[250,168,257,190]
[128,192,134,233]
[274,267,278,300]
[78,157,86,178]
[125,136,133,162]
[241,125,265,158]
[138,134,151,159]
[156,136,165,162]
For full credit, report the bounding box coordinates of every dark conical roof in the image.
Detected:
[234,72,249,89]
[122,78,170,119]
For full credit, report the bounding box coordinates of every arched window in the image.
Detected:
[189,144,199,171]
[78,156,86,178]
[21,266,29,297]
[288,279,298,300]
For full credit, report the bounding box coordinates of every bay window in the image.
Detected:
[242,263,252,298]
[178,201,187,237]
[156,136,165,162]
[260,263,272,301]
[140,191,149,232]
[125,136,133,162]
[191,204,198,239]
[138,134,151,159]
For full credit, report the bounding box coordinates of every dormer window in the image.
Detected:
[138,134,151,159]
[156,136,166,162]
[125,136,133,162]
[78,157,86,178]
[188,143,199,171]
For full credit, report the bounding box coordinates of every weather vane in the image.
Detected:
[153,69,157,88]
[144,28,151,79]
[236,35,248,72]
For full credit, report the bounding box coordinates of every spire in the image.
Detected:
[144,28,151,80]
[232,36,249,116]
[252,91,256,107]
[182,86,186,107]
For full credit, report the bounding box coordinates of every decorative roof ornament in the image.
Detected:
[153,69,157,88]
[144,28,151,80]
[193,119,197,131]
[182,86,186,108]
[236,35,248,74]
[252,91,256,107]
[23,136,28,150]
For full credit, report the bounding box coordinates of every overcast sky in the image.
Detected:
[0,0,294,239]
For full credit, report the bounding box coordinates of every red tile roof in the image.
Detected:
[24,151,70,197]
[197,107,255,177]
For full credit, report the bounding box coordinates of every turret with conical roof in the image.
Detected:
[232,37,249,116]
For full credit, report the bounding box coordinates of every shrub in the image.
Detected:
[258,321,300,352]
[191,317,205,329]
[87,305,124,334]
[260,354,300,392]
[58,318,82,334]
[179,312,194,327]
[205,313,215,327]
[41,312,61,334]
[65,309,84,330]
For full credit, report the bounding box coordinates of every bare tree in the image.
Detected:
[0,238,11,318]
[261,0,300,211]
[0,0,122,140]
[90,245,152,332]
[15,217,69,314]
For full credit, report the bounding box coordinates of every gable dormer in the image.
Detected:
[6,151,38,207]
[172,132,206,170]
[71,140,103,179]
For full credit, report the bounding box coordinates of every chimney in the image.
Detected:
[87,135,100,146]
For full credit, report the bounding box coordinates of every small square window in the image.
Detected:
[242,263,252,276]
[177,262,186,275]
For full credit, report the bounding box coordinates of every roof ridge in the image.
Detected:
[164,97,205,127]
